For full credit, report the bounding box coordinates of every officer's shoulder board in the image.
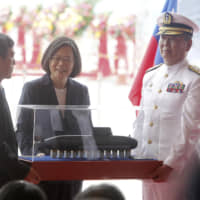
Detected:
[188,65,200,75]
[145,63,163,73]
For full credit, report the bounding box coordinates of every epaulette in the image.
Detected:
[145,63,163,73]
[188,65,200,75]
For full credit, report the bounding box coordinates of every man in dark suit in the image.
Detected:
[0,33,40,187]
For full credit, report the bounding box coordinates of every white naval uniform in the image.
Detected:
[132,59,200,200]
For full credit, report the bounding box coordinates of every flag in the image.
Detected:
[128,0,177,106]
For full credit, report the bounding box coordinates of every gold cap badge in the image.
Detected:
[163,12,173,25]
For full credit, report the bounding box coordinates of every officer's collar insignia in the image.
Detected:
[163,12,173,25]
[167,81,185,93]
[188,65,200,75]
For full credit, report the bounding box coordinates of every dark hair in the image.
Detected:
[74,184,125,200]
[41,36,82,77]
[0,33,14,58]
[0,180,47,200]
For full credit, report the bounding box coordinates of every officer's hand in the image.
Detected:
[150,164,173,182]
[24,167,40,184]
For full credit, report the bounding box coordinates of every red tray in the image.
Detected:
[21,159,163,181]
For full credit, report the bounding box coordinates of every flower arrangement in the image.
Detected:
[123,15,136,41]
[74,2,94,36]
[109,15,136,41]
[56,2,94,38]
[32,7,55,38]
[0,7,13,33]
[91,13,110,38]
[90,13,112,77]
[109,24,125,38]
[14,6,34,32]
[0,1,136,76]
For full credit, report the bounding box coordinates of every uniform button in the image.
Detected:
[149,122,154,127]
[149,84,153,87]
[164,74,168,78]
[158,89,162,93]
[148,140,152,144]
[154,105,158,110]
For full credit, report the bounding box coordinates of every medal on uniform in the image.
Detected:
[167,81,185,93]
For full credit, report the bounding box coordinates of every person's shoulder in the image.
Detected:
[24,75,48,87]
[188,64,200,75]
[22,75,49,93]
[145,63,163,73]
[68,78,88,89]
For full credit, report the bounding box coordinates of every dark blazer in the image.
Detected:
[16,74,90,200]
[0,87,29,187]
[16,74,91,155]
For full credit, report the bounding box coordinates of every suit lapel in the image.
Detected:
[66,78,76,105]
[41,75,58,105]
[0,87,18,153]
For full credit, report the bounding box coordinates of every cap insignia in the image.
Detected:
[163,12,173,25]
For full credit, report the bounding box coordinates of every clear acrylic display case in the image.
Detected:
[16,105,138,162]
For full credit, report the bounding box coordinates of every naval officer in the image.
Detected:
[132,12,200,200]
